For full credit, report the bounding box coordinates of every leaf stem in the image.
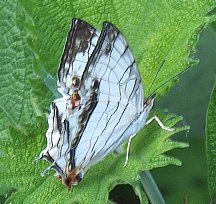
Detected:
[140,171,165,204]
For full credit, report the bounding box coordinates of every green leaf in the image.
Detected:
[0,113,188,204]
[19,0,216,110]
[206,80,216,202]
[0,0,215,203]
[0,1,37,132]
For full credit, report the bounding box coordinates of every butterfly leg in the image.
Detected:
[123,134,136,167]
[145,116,175,131]
[123,116,174,168]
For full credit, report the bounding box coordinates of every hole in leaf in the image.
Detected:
[109,184,140,204]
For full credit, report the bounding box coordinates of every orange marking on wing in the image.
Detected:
[71,90,81,109]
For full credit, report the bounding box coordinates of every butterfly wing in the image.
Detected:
[71,22,145,172]
[38,20,148,188]
[57,18,100,96]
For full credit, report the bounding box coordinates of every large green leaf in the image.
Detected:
[206,81,216,202]
[0,0,215,128]
[19,0,216,106]
[0,113,187,204]
[0,0,215,203]
[0,1,36,132]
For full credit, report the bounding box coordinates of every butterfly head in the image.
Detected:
[143,93,155,114]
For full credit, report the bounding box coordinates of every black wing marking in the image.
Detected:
[57,18,100,95]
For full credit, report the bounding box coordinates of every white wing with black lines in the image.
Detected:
[72,22,144,171]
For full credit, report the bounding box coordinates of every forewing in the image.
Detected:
[73,22,144,171]
[57,18,100,95]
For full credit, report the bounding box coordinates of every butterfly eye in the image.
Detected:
[91,79,99,90]
[71,76,80,88]
[144,98,152,106]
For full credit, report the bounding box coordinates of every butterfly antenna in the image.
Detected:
[148,65,191,98]
[147,60,166,96]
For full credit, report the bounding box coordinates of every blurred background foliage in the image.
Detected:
[109,24,216,204]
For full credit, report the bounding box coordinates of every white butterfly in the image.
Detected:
[36,19,174,188]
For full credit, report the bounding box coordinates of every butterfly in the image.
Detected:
[36,18,174,188]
